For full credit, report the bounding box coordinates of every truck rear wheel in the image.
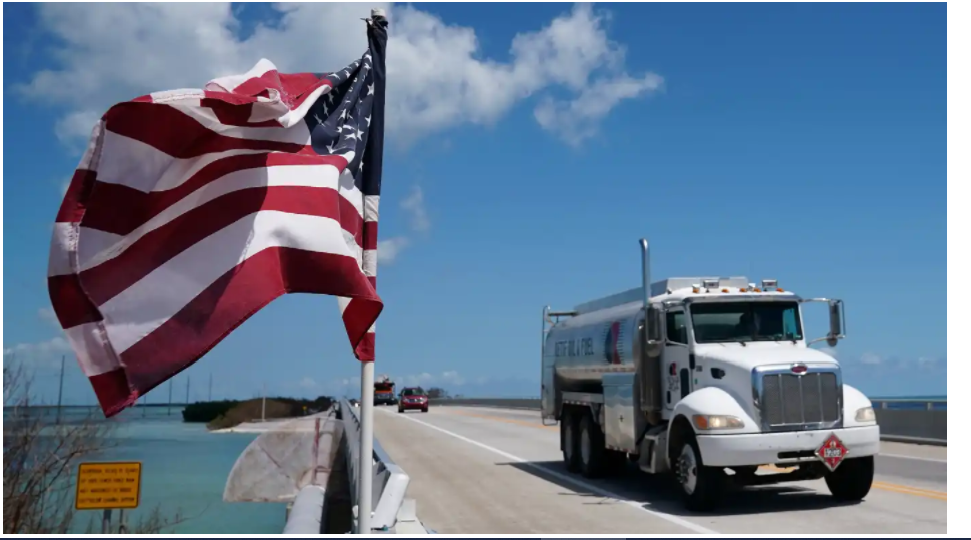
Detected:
[561,411,581,473]
[675,433,724,512]
[578,413,607,478]
[825,456,874,501]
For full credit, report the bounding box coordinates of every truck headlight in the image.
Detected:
[855,406,876,423]
[692,414,744,430]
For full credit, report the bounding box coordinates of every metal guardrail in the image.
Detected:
[429,397,947,446]
[340,398,423,533]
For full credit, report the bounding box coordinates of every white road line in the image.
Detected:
[380,409,718,535]
[879,453,947,464]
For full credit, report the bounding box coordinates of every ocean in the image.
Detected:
[5,406,287,534]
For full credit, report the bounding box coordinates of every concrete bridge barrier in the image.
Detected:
[429,397,946,446]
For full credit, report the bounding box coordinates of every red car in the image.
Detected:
[398,387,429,413]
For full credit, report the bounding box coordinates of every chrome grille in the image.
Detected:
[756,367,842,432]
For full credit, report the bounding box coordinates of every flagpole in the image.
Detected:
[358,360,375,533]
[356,8,387,534]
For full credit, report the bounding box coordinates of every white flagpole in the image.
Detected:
[357,361,375,533]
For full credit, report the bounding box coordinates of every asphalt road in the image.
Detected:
[373,405,946,534]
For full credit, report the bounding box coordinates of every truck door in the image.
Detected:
[663,309,691,410]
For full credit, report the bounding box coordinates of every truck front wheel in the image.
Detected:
[825,456,874,501]
[674,434,724,512]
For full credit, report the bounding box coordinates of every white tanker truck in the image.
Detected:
[540,238,880,511]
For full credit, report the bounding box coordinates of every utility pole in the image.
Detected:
[167,379,173,416]
[208,373,213,402]
[261,383,266,422]
[185,376,190,405]
[56,355,65,425]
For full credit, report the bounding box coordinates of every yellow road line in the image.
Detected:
[442,408,947,501]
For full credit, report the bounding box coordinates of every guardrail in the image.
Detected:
[429,397,946,446]
[339,398,427,533]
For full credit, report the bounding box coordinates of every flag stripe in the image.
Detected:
[91,130,313,195]
[103,102,311,159]
[49,273,103,328]
[65,321,116,377]
[88,246,381,416]
[118,247,381,390]
[199,97,283,128]
[78,185,350,306]
[79,152,350,236]
[97,211,366,354]
[70,165,367,277]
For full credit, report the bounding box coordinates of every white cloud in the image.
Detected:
[17,3,659,150]
[298,376,317,389]
[534,72,663,146]
[859,352,883,365]
[376,237,409,263]
[3,337,73,370]
[374,185,430,263]
[401,186,430,233]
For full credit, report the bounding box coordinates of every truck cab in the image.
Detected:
[541,239,880,511]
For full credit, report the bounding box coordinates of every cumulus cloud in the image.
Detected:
[400,186,430,233]
[298,376,317,389]
[375,185,430,263]
[16,3,659,150]
[3,337,73,370]
[376,237,410,264]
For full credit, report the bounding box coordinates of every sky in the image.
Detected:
[2,2,946,406]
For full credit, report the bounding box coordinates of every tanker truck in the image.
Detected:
[540,238,880,511]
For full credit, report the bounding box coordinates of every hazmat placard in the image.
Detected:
[75,461,141,510]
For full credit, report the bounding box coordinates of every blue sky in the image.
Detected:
[3,2,946,405]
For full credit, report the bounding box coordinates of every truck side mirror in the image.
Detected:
[827,300,844,348]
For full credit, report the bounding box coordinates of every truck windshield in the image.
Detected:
[690,301,802,343]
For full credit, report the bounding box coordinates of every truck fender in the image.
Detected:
[667,386,760,466]
[842,384,877,428]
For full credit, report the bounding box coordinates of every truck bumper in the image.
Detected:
[696,425,880,467]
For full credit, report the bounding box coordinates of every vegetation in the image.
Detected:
[426,387,448,399]
[3,362,190,534]
[183,395,336,431]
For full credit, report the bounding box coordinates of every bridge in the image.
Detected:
[260,396,945,534]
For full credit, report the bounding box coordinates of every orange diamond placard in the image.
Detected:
[816,433,849,472]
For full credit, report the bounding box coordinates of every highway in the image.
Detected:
[373,405,946,534]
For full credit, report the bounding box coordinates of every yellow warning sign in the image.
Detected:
[75,461,141,510]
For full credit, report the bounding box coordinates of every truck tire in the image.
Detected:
[561,411,581,473]
[824,456,874,501]
[578,413,608,478]
[674,433,724,512]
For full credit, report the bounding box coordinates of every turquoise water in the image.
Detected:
[8,407,287,534]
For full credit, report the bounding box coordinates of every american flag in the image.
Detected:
[47,15,389,417]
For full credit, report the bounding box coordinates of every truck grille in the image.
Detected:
[758,369,841,431]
